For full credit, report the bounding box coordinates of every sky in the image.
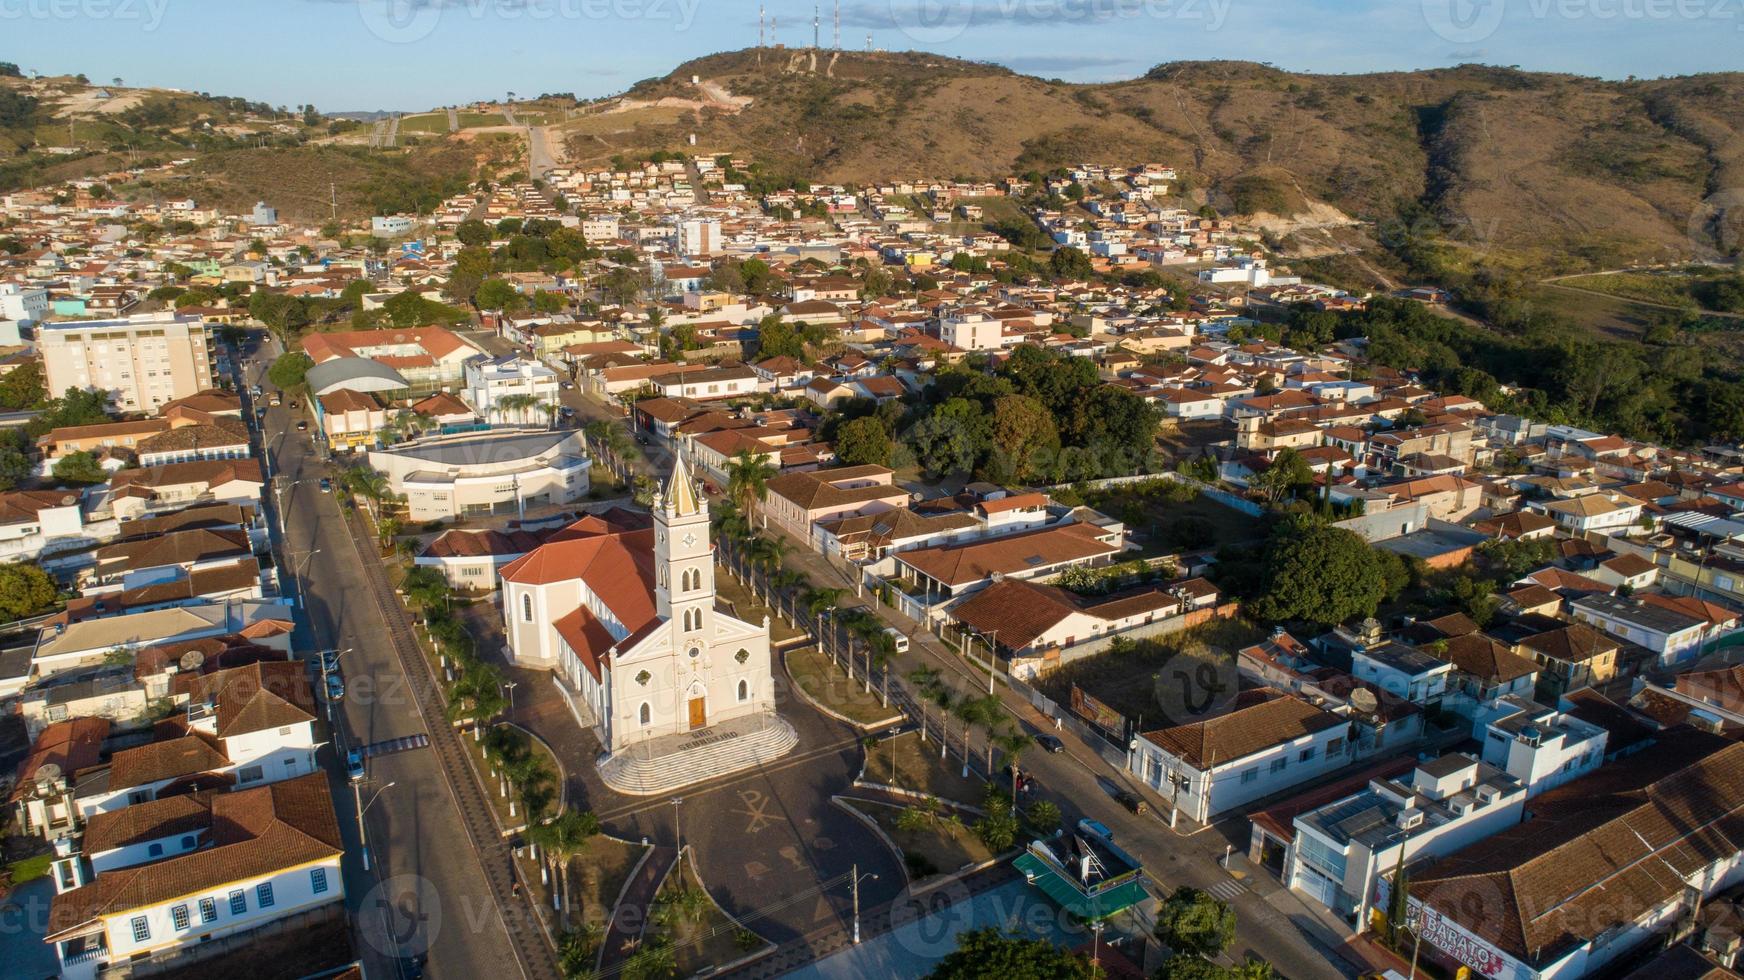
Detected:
[4,0,1740,110]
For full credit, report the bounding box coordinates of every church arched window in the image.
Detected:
[638,703,651,725]
[737,679,749,702]
[521,593,532,622]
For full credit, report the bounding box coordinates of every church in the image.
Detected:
[499,457,777,763]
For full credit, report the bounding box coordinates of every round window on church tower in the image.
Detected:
[688,645,701,660]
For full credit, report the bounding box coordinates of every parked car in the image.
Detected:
[882,627,909,654]
[319,477,333,493]
[1115,790,1148,816]
[346,748,367,782]
[320,649,340,674]
[1036,734,1065,753]
[325,673,345,702]
[1078,818,1113,842]
[296,420,308,431]
[289,400,299,410]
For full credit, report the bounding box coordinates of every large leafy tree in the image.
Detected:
[1155,886,1237,959]
[1248,519,1390,626]
[906,397,991,478]
[52,451,106,486]
[26,387,110,438]
[925,928,1094,979]
[0,563,57,620]
[990,394,1058,483]
[0,359,46,410]
[835,416,894,467]
[268,351,313,391]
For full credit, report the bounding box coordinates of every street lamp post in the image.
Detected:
[503,680,518,715]
[851,864,879,944]
[670,797,683,849]
[356,779,397,871]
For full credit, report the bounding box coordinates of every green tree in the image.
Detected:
[907,397,992,478]
[0,563,58,620]
[1024,799,1061,835]
[0,444,30,491]
[475,278,521,313]
[836,416,894,467]
[990,394,1059,482]
[268,351,313,391]
[52,451,106,485]
[726,450,778,527]
[1250,448,1314,504]
[1049,246,1094,280]
[456,219,492,247]
[1247,521,1391,626]
[1155,886,1237,959]
[925,928,1094,979]
[26,388,111,438]
[973,805,1020,853]
[0,359,45,411]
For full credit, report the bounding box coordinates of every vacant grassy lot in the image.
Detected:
[1034,618,1264,728]
[1072,481,1265,556]
[397,112,451,134]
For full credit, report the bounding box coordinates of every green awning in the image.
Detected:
[1013,853,1150,921]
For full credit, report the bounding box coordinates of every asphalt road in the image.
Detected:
[240,339,525,980]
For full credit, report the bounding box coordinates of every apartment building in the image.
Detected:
[39,314,214,412]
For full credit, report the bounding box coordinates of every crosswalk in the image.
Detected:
[1206,878,1247,902]
[361,733,430,759]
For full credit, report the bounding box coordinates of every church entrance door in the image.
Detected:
[688,697,706,730]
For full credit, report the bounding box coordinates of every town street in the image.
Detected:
[245,339,531,980]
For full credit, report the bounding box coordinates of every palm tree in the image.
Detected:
[770,569,806,625]
[746,535,787,602]
[970,693,1007,775]
[528,807,601,919]
[951,695,985,777]
[497,393,538,426]
[534,401,558,430]
[726,450,777,529]
[995,730,1033,811]
[803,588,846,666]
[908,665,941,744]
[401,565,451,613]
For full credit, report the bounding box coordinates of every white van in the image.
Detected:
[883,627,909,653]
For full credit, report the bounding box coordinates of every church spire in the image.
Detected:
[665,454,703,517]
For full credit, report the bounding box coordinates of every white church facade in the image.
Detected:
[500,459,791,790]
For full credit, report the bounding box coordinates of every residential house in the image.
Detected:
[1127,688,1350,823]
[45,774,343,980]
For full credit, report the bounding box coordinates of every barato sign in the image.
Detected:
[1407,897,1508,978]
[1071,684,1125,737]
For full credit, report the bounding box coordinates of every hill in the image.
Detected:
[0,71,530,223]
[561,50,1744,276]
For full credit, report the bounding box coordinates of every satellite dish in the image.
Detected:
[36,763,62,794]
[179,650,205,672]
[1350,689,1378,713]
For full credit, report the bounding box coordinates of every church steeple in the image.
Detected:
[653,457,713,641]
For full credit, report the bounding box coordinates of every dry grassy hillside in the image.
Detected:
[568,51,1744,273]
